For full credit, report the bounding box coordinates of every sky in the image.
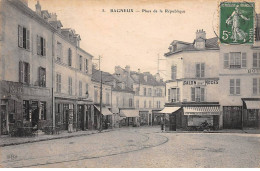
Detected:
[27,0,259,78]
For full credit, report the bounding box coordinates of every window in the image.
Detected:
[85,83,89,95]
[40,102,46,120]
[149,101,151,108]
[196,63,205,78]
[154,89,157,97]
[56,73,61,93]
[135,87,139,95]
[18,25,30,50]
[106,93,110,105]
[85,59,88,73]
[129,98,133,107]
[230,79,240,95]
[56,42,62,61]
[116,96,119,106]
[68,48,72,66]
[168,89,170,102]
[224,52,247,69]
[253,53,260,68]
[170,88,180,102]
[157,88,162,97]
[143,88,146,96]
[253,78,260,94]
[19,61,30,84]
[23,100,30,121]
[191,87,205,102]
[171,65,177,80]
[79,55,82,71]
[136,100,139,108]
[39,67,46,87]
[94,89,98,103]
[148,88,152,96]
[68,77,72,95]
[156,101,161,109]
[144,100,147,108]
[37,35,46,56]
[79,81,82,96]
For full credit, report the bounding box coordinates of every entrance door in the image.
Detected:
[77,105,84,130]
[63,104,69,130]
[0,103,8,135]
[169,114,177,131]
[223,106,242,129]
[31,101,39,128]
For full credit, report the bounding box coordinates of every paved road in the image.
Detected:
[1,127,260,168]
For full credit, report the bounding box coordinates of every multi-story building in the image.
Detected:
[0,0,94,135]
[91,68,113,130]
[0,0,54,135]
[163,30,220,131]
[219,16,260,129]
[114,66,165,126]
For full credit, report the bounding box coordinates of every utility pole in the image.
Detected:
[99,55,103,132]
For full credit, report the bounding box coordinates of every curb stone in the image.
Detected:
[0,129,114,147]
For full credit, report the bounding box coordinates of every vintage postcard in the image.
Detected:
[0,0,259,168]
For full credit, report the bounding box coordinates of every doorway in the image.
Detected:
[31,101,39,128]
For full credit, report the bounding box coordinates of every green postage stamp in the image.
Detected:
[220,2,255,44]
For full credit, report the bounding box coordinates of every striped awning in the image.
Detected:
[184,106,220,115]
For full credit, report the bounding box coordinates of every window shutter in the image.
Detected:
[236,79,240,94]
[56,74,59,92]
[43,38,46,56]
[191,87,195,101]
[201,88,205,102]
[86,59,88,73]
[19,61,24,83]
[253,53,257,67]
[242,53,247,68]
[37,35,40,55]
[177,88,180,102]
[27,63,30,84]
[253,78,257,94]
[26,29,30,50]
[196,63,200,77]
[201,63,205,77]
[258,54,260,68]
[18,25,23,48]
[224,53,229,68]
[38,67,41,86]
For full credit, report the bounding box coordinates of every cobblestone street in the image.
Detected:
[0,127,259,168]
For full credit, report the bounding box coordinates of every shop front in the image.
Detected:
[139,110,149,126]
[242,98,260,129]
[76,99,93,131]
[152,110,164,126]
[159,107,181,131]
[94,105,113,129]
[55,98,76,131]
[120,109,140,127]
[183,106,220,130]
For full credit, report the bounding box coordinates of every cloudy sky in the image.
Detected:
[28,0,258,78]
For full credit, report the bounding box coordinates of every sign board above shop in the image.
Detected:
[183,79,218,86]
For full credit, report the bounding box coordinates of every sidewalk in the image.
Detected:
[0,129,114,147]
[165,128,260,134]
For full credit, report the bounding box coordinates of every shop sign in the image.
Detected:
[183,79,218,86]
[247,68,260,74]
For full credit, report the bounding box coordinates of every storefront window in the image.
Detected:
[40,102,46,120]
[23,100,30,121]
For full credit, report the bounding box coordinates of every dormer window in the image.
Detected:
[195,41,205,49]
[144,76,148,82]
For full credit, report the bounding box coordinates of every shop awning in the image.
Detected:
[159,107,181,114]
[244,101,260,109]
[184,106,220,115]
[120,110,140,117]
[94,105,113,115]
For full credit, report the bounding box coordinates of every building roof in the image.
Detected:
[130,72,165,86]
[165,37,219,56]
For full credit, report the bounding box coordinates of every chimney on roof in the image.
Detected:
[155,73,161,82]
[49,13,57,21]
[138,68,140,73]
[196,29,206,39]
[35,1,41,16]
